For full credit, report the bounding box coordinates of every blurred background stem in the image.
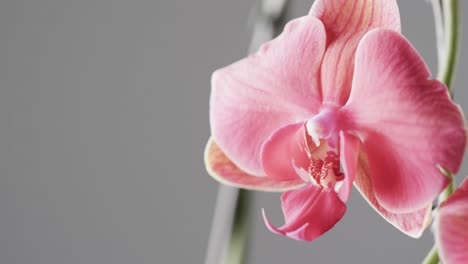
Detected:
[204,1,289,264]
[438,0,460,91]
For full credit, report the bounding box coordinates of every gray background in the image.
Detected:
[0,0,466,263]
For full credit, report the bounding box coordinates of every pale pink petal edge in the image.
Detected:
[204,137,305,192]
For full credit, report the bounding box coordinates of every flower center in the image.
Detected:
[308,151,344,188]
[303,107,343,189]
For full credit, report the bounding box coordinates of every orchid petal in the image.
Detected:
[354,152,432,238]
[204,138,304,192]
[435,178,468,264]
[343,29,466,213]
[210,16,326,175]
[263,185,346,241]
[310,0,400,105]
[261,123,310,182]
[337,131,360,202]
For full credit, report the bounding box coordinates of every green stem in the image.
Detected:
[437,0,459,205]
[423,246,440,264]
[226,190,251,264]
[438,0,460,91]
[423,1,460,263]
[433,0,460,204]
[439,171,454,203]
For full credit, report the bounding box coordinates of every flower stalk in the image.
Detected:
[423,245,440,264]
[225,189,251,264]
[439,0,460,91]
[435,0,460,205]
[423,0,460,263]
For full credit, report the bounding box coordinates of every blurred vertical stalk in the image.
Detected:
[438,0,460,91]
[423,0,460,264]
[225,189,251,264]
[428,0,460,92]
[204,1,289,264]
[429,0,445,69]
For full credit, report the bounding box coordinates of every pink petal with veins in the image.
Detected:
[343,29,466,213]
[263,185,346,241]
[210,16,325,176]
[354,151,432,237]
[435,178,468,264]
[310,0,400,105]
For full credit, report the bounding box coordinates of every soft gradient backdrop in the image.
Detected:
[0,0,466,263]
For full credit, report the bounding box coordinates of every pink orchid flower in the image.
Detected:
[205,0,466,241]
[434,178,468,264]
